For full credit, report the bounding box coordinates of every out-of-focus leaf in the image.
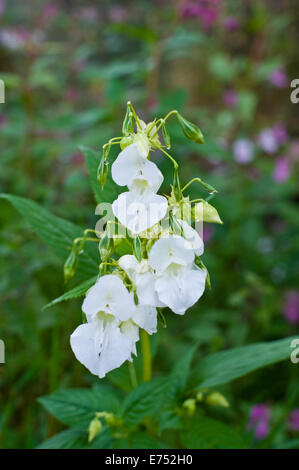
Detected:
[42,275,98,310]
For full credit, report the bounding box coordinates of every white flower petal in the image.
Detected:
[70,319,134,378]
[112,191,168,235]
[149,235,194,272]
[155,265,206,315]
[82,274,134,322]
[177,219,204,256]
[132,305,157,334]
[112,143,163,191]
[120,320,139,356]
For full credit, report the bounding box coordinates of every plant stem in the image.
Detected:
[140,329,152,382]
[128,361,138,388]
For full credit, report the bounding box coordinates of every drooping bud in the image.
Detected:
[133,235,143,262]
[88,416,103,443]
[162,122,171,149]
[64,246,78,283]
[122,103,134,135]
[205,392,229,408]
[182,398,196,416]
[99,227,113,261]
[193,200,223,224]
[97,145,111,189]
[176,112,204,144]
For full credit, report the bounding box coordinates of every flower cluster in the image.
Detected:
[65,103,222,378]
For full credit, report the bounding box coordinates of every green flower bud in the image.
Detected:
[133,235,143,262]
[97,155,108,190]
[182,398,197,416]
[122,104,134,135]
[88,417,103,443]
[172,167,182,201]
[99,228,113,261]
[205,392,229,408]
[193,201,223,224]
[176,112,204,144]
[195,256,211,290]
[162,122,171,149]
[64,247,78,283]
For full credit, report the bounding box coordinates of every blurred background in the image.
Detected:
[0,0,299,449]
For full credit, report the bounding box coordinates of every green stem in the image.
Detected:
[182,177,217,194]
[152,110,178,136]
[127,101,142,130]
[128,362,138,388]
[157,146,178,169]
[140,329,152,382]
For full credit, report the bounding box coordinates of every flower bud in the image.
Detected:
[193,201,223,224]
[162,122,171,149]
[64,247,78,283]
[133,235,143,262]
[97,145,111,189]
[176,112,204,144]
[205,392,229,408]
[120,135,134,150]
[88,417,103,443]
[172,167,182,201]
[122,104,134,135]
[99,228,113,261]
[182,398,197,416]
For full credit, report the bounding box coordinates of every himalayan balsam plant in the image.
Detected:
[65,102,221,381]
[1,104,295,449]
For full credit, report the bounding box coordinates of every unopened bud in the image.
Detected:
[99,229,113,261]
[88,417,103,443]
[176,112,204,144]
[182,398,196,416]
[64,247,78,282]
[205,392,229,408]
[122,104,134,135]
[193,201,223,224]
[133,235,143,262]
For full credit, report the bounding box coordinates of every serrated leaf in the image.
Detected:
[42,275,98,310]
[0,194,98,281]
[81,145,122,204]
[181,417,246,449]
[36,427,111,449]
[190,336,297,390]
[121,378,168,428]
[38,386,120,427]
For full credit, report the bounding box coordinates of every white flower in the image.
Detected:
[70,274,157,377]
[148,235,206,315]
[119,254,164,307]
[177,219,204,256]
[112,187,168,235]
[112,143,163,192]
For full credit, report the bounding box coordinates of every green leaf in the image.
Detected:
[36,427,111,449]
[181,417,246,449]
[81,145,122,204]
[38,386,120,428]
[191,336,297,390]
[121,378,168,428]
[42,275,98,310]
[168,344,198,401]
[128,432,170,449]
[0,194,98,281]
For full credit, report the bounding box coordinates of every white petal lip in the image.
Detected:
[70,320,135,378]
[155,266,206,315]
[177,219,204,256]
[112,191,168,235]
[82,274,135,322]
[132,305,157,335]
[111,143,163,192]
[149,235,194,272]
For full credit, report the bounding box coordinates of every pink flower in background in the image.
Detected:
[109,6,128,23]
[283,291,299,325]
[247,404,271,440]
[273,156,290,183]
[0,115,7,127]
[223,16,240,32]
[223,89,238,107]
[258,128,278,154]
[203,224,214,244]
[287,410,299,432]
[272,124,288,146]
[43,3,58,21]
[180,0,220,29]
[233,138,254,164]
[0,0,4,16]
[269,68,288,88]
